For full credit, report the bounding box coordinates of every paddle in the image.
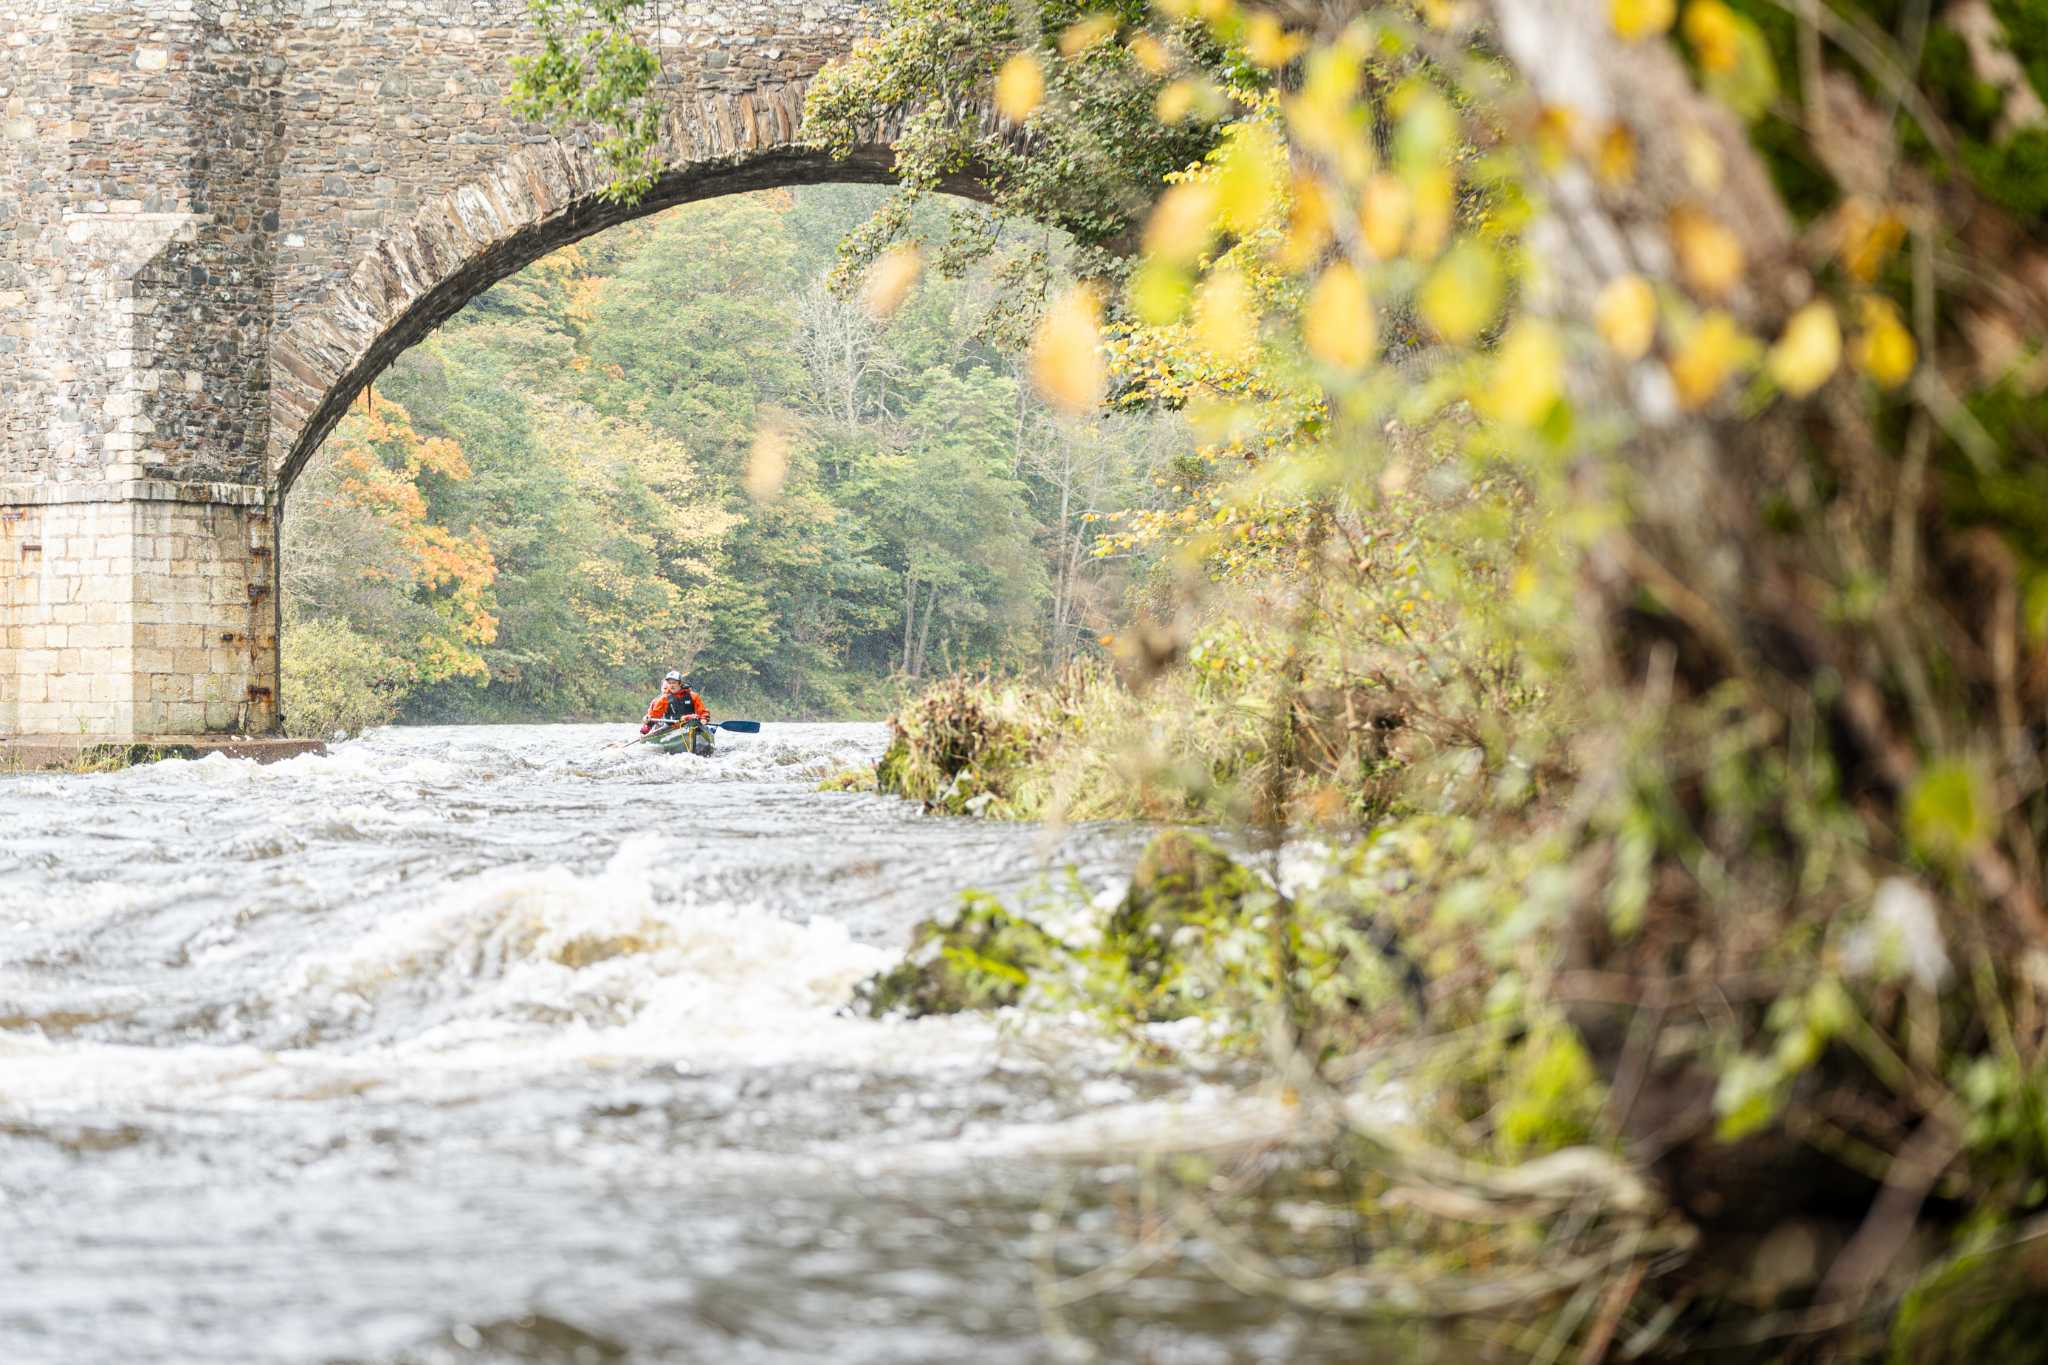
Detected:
[602,720,681,752]
[602,718,760,751]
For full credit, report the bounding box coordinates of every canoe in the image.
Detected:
[646,720,715,756]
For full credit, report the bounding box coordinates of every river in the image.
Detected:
[0,723,1432,1364]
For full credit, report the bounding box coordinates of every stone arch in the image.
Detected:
[266,131,850,494]
[269,102,991,495]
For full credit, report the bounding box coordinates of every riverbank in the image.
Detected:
[856,668,2048,1361]
[0,734,325,773]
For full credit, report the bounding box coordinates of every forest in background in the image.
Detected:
[279,185,1178,734]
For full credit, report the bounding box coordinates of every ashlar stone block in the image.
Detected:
[2,487,278,738]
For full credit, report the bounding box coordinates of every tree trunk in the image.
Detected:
[1050,469,1074,665]
[901,570,919,675]
[914,584,937,678]
[1061,529,1090,663]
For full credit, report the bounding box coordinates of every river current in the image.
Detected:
[0,724,1410,1364]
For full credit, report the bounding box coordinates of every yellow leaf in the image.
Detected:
[1683,0,1741,70]
[1129,258,1193,325]
[1144,181,1218,266]
[1668,310,1757,408]
[1303,262,1375,371]
[1417,239,1502,345]
[1058,13,1118,57]
[994,52,1044,122]
[1359,173,1412,261]
[1838,198,1907,284]
[1194,267,1258,364]
[1298,42,1361,121]
[744,423,791,502]
[1127,31,1173,75]
[1905,760,1994,865]
[859,243,922,320]
[1406,166,1456,262]
[1680,123,1725,192]
[1595,274,1658,361]
[1766,300,1841,398]
[1611,0,1676,40]
[1596,122,1637,186]
[1030,286,1106,414]
[1852,295,1917,390]
[1690,3,1779,117]
[1671,204,1744,300]
[1277,172,1333,271]
[1480,319,1564,427]
[1213,122,1285,235]
[1156,79,1197,124]
[1393,84,1457,171]
[1243,12,1306,68]
[1284,92,1348,162]
[1533,105,1578,172]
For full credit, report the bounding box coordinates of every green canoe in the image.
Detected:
[646,719,715,756]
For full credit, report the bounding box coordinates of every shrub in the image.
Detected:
[279,616,413,739]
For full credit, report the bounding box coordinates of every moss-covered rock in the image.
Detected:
[1105,831,1271,1004]
[851,893,1051,1018]
[817,765,878,793]
[874,737,912,796]
[873,676,1043,815]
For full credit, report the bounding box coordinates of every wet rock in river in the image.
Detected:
[1105,831,1267,988]
[853,893,1050,1018]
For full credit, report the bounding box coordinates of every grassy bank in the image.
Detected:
[851,646,2048,1359]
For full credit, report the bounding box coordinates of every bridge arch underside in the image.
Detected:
[273,141,957,495]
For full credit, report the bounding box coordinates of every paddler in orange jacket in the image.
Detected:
[640,670,710,735]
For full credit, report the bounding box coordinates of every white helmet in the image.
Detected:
[664,670,683,683]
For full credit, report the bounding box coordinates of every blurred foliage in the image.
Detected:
[827,0,2048,1356]
[519,0,2048,1355]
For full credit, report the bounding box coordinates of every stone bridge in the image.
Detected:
[0,0,918,741]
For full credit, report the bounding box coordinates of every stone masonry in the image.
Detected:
[1,0,911,739]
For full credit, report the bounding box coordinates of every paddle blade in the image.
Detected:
[712,719,762,733]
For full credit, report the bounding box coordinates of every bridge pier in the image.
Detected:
[1,482,278,739]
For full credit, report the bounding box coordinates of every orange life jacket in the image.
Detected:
[644,688,708,725]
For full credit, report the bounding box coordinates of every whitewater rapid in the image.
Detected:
[0,724,1379,1363]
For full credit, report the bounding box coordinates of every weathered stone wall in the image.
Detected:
[0,483,274,736]
[269,0,869,322]
[1,0,907,739]
[0,4,67,481]
[2,1,285,488]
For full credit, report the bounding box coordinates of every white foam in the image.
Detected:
[277,836,910,1067]
[0,870,226,929]
[0,723,1078,1122]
